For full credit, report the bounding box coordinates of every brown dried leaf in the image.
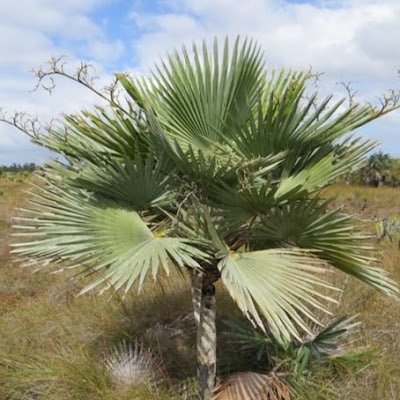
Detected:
[212,372,291,400]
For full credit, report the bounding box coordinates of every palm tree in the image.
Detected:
[363,151,393,186]
[12,37,397,399]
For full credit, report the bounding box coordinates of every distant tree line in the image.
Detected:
[345,152,400,187]
[0,163,37,173]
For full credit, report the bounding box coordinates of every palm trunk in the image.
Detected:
[190,269,202,328]
[190,270,217,400]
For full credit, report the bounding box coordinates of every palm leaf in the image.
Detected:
[290,314,362,376]
[300,315,360,357]
[218,248,339,342]
[228,66,378,162]
[255,201,398,297]
[228,69,309,158]
[119,36,265,152]
[39,106,149,162]
[274,138,375,199]
[12,179,207,294]
[222,319,272,363]
[59,153,173,210]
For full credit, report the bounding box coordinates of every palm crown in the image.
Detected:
[14,37,397,347]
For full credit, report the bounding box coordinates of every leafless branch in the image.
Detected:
[338,75,400,118]
[302,68,324,112]
[306,66,324,89]
[338,81,358,107]
[104,75,122,106]
[362,70,400,116]
[31,56,130,115]
[0,108,51,139]
[1,58,139,141]
[374,88,400,116]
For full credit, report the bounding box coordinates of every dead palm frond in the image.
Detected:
[104,340,159,387]
[212,372,291,400]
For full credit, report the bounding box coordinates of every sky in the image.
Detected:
[0,0,399,164]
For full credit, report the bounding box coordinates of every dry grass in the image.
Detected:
[0,174,198,399]
[0,176,399,399]
[323,183,400,219]
[321,183,400,399]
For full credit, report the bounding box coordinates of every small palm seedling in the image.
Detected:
[375,216,400,244]
[292,315,361,373]
[222,314,364,398]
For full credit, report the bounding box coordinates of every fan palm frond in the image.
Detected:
[375,216,400,241]
[218,248,339,342]
[12,178,207,294]
[39,106,149,161]
[274,138,375,200]
[119,37,265,151]
[298,315,360,357]
[254,201,398,296]
[60,153,173,210]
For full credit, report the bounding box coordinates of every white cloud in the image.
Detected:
[0,26,55,67]
[0,0,120,164]
[0,1,109,44]
[132,0,400,79]
[130,12,205,69]
[85,39,125,62]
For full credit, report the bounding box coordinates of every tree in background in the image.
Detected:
[363,151,394,186]
[5,38,399,399]
[0,163,36,173]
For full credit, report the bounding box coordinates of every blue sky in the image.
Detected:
[0,0,399,164]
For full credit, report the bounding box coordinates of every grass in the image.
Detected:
[323,183,400,219]
[323,184,400,400]
[0,176,399,399]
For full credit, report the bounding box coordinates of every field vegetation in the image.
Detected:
[0,173,399,399]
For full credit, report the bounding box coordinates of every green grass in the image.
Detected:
[0,176,399,399]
